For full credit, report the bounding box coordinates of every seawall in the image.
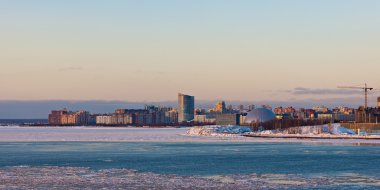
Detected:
[341,123,380,132]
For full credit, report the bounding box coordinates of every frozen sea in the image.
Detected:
[0,127,380,189]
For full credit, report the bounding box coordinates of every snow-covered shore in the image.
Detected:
[246,124,380,140]
[0,126,380,144]
[186,126,252,137]
[186,125,380,143]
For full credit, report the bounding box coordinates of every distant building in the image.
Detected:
[244,108,276,124]
[261,105,272,110]
[115,109,148,115]
[194,115,207,123]
[332,106,355,116]
[248,105,255,111]
[215,101,226,113]
[165,109,178,124]
[94,107,177,126]
[227,105,233,112]
[355,107,380,123]
[215,114,241,125]
[96,115,113,125]
[274,107,295,115]
[334,113,355,122]
[135,113,153,125]
[209,101,227,113]
[303,109,316,119]
[240,114,247,124]
[111,113,133,125]
[194,108,206,115]
[313,106,329,113]
[48,109,90,125]
[316,113,333,121]
[48,109,68,125]
[89,115,97,125]
[145,105,178,125]
[178,93,195,122]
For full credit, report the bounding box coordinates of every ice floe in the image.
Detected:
[0,166,379,189]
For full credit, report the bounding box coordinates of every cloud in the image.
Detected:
[292,87,363,95]
[59,67,83,72]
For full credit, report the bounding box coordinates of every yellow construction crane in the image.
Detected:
[338,83,373,109]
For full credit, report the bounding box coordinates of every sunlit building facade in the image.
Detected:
[178,93,195,122]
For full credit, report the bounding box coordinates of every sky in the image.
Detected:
[1,0,380,108]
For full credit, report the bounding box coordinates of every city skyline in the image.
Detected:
[1,0,380,103]
[0,95,379,119]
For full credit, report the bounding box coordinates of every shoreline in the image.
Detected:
[243,134,380,140]
[0,126,380,144]
[16,125,185,128]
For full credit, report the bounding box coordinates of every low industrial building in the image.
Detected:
[215,114,241,125]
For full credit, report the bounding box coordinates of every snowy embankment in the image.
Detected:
[187,124,380,140]
[186,126,252,137]
[246,124,380,139]
[250,124,356,136]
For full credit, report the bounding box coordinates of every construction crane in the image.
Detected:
[337,83,373,109]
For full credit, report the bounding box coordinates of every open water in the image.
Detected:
[0,142,379,176]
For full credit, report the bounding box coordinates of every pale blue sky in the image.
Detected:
[1,0,379,104]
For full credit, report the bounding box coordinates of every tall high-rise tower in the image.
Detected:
[178,93,195,122]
